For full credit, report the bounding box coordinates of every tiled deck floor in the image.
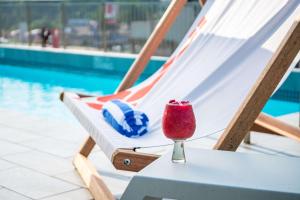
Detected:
[0,108,299,200]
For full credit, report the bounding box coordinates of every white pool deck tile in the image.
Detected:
[0,140,31,157]
[40,124,89,145]
[0,110,299,200]
[7,118,62,135]
[23,118,77,134]
[0,109,32,125]
[0,159,16,171]
[277,113,299,127]
[0,126,43,143]
[41,188,93,200]
[53,170,87,188]
[21,137,80,158]
[0,167,79,199]
[250,131,300,157]
[0,188,32,200]
[0,112,46,132]
[3,150,74,176]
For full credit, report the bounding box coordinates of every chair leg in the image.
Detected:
[74,136,115,200]
[73,153,115,200]
[79,136,96,157]
[243,132,251,144]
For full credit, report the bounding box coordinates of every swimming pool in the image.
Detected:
[0,64,122,121]
[0,64,299,122]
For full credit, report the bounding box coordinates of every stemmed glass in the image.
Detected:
[162,100,196,163]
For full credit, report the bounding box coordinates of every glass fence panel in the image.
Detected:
[106,2,165,54]
[63,2,100,49]
[159,2,200,56]
[29,2,61,46]
[0,1,201,57]
[0,2,27,44]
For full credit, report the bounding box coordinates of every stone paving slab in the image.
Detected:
[21,137,79,158]
[0,188,32,200]
[250,131,300,157]
[39,125,88,145]
[0,111,46,133]
[0,126,43,143]
[41,188,92,200]
[53,170,87,188]
[3,151,74,176]
[0,167,79,199]
[277,112,299,127]
[0,159,16,171]
[0,140,31,157]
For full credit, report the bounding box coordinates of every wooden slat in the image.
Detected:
[253,113,300,142]
[116,0,187,92]
[214,19,300,151]
[73,153,115,200]
[79,136,96,157]
[112,149,159,172]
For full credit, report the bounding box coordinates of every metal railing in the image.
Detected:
[0,1,201,56]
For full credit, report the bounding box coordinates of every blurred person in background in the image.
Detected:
[40,27,51,47]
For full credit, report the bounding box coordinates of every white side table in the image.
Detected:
[121,148,300,200]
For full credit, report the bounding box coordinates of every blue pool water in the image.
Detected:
[262,99,299,117]
[0,64,122,121]
[0,64,299,121]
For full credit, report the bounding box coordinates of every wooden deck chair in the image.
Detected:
[60,0,300,199]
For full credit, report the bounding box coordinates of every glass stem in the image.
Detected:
[172,140,186,163]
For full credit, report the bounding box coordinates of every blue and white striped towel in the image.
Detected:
[102,99,149,138]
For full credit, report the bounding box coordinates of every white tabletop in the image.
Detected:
[122,148,300,200]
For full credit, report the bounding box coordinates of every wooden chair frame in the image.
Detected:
[61,1,300,199]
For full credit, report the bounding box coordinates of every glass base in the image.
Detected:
[172,140,186,163]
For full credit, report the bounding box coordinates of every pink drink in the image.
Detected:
[163,100,196,140]
[162,100,196,163]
